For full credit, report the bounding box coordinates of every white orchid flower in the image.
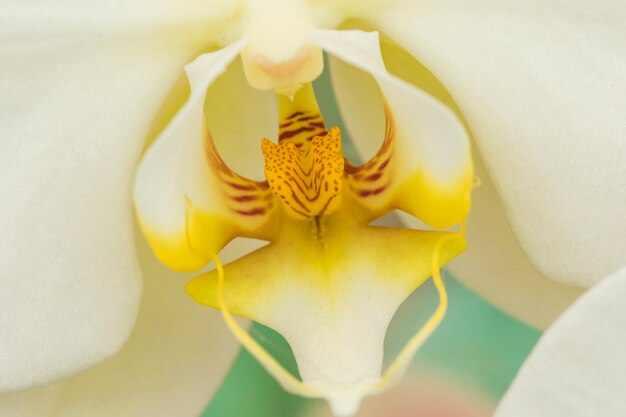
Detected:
[1,1,625,416]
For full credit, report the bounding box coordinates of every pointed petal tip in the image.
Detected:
[184,273,213,307]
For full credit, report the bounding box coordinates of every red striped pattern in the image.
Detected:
[262,127,344,219]
[203,130,273,221]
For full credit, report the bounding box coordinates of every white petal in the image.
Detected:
[0,235,250,417]
[204,58,278,180]
[446,153,583,329]
[54,237,245,417]
[134,42,279,272]
[495,265,626,416]
[366,1,626,287]
[0,1,238,391]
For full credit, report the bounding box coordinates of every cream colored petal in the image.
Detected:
[0,235,251,417]
[50,236,245,417]
[495,265,626,416]
[313,29,473,228]
[445,152,583,329]
[364,1,626,287]
[134,42,279,272]
[0,0,241,392]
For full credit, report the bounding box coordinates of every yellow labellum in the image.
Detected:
[205,224,463,416]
